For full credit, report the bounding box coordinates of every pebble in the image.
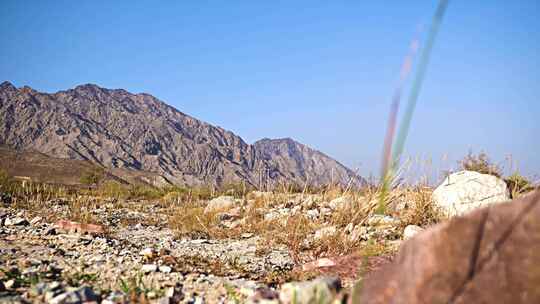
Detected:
[4,279,15,289]
[159,265,172,273]
[142,264,158,273]
[5,217,29,226]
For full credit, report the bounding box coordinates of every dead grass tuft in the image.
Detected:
[395,186,443,228]
[459,151,502,177]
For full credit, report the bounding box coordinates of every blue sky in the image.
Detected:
[1,1,539,180]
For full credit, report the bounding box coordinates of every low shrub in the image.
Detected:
[459,151,501,177]
[505,172,535,198]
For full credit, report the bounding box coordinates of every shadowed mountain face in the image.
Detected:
[0,81,363,188]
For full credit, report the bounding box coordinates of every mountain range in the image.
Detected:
[0,81,362,188]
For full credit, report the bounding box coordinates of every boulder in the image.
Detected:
[204,196,237,213]
[358,191,540,304]
[433,170,510,217]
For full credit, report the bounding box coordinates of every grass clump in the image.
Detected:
[168,204,220,239]
[459,151,502,177]
[505,172,536,198]
[397,186,443,227]
[79,167,105,185]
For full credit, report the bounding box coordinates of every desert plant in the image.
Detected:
[97,180,130,199]
[169,205,219,239]
[459,151,501,177]
[398,186,442,227]
[79,167,105,185]
[505,172,535,198]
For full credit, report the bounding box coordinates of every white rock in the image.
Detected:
[403,225,424,240]
[141,264,158,273]
[314,226,337,240]
[4,279,15,289]
[349,226,368,242]
[366,214,399,227]
[159,265,172,273]
[344,223,354,234]
[302,197,317,209]
[264,211,280,222]
[204,196,236,213]
[306,209,319,220]
[432,170,510,217]
[328,196,351,210]
[5,217,29,226]
[140,247,154,257]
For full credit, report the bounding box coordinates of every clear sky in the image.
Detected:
[1,1,539,180]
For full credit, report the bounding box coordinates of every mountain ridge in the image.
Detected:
[0,81,363,188]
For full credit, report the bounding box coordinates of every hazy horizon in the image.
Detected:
[1,1,539,180]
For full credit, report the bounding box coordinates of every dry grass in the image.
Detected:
[459,151,502,177]
[505,172,536,198]
[394,186,443,228]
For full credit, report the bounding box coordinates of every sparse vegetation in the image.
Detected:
[459,151,502,177]
[397,186,443,228]
[1,151,536,302]
[505,172,536,198]
[79,167,105,185]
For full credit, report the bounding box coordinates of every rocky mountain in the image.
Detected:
[0,81,362,188]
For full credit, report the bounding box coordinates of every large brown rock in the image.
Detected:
[358,190,540,304]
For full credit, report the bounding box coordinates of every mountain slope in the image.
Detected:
[0,81,363,188]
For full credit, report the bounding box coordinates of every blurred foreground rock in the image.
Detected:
[359,190,540,304]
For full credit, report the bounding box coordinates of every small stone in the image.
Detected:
[4,279,16,289]
[306,209,319,220]
[5,217,29,226]
[349,225,368,242]
[314,226,337,241]
[30,216,42,225]
[279,277,341,304]
[155,297,171,304]
[264,212,280,222]
[141,264,158,273]
[403,225,424,240]
[328,196,351,210]
[191,239,209,244]
[204,196,236,213]
[366,214,399,227]
[102,291,126,304]
[140,247,155,258]
[345,223,354,234]
[50,286,98,304]
[302,258,336,271]
[48,281,62,291]
[159,265,172,273]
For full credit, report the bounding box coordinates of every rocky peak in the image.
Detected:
[0,82,364,188]
[0,81,16,90]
